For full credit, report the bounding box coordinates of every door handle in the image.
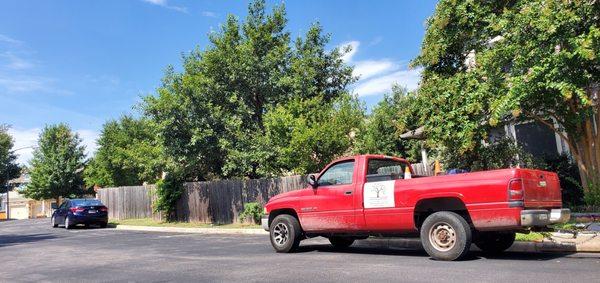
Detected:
[344,191,353,195]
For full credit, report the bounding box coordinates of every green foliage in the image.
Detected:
[84,116,163,187]
[413,0,600,197]
[153,171,183,221]
[583,177,600,206]
[262,94,364,175]
[442,137,541,171]
[354,86,422,161]
[142,0,355,181]
[239,202,264,224]
[0,125,20,189]
[23,124,86,201]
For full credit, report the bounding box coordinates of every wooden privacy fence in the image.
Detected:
[96,185,162,221]
[97,175,306,223]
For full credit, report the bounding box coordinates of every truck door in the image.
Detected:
[362,158,413,232]
[299,159,357,232]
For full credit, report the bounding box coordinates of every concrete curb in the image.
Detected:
[114,225,268,235]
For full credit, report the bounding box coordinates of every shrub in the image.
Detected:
[239,202,264,224]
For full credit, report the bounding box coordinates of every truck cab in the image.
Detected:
[262,154,570,261]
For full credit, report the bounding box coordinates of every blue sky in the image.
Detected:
[0,0,437,164]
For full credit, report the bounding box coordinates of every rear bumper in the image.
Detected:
[70,214,108,224]
[520,208,570,227]
[261,214,269,231]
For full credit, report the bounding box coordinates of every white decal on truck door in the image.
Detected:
[363,180,395,208]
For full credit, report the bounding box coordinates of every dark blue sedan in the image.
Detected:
[51,199,108,229]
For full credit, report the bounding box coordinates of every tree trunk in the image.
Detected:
[571,108,599,198]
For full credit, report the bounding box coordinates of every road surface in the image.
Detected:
[1,219,599,282]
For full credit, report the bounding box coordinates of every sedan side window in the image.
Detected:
[318,161,355,186]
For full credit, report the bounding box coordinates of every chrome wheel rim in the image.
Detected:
[65,217,69,228]
[429,222,456,252]
[273,223,289,246]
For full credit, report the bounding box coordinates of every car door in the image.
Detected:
[56,201,69,224]
[299,159,357,232]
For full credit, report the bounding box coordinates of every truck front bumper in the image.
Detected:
[261,214,269,231]
[521,208,571,227]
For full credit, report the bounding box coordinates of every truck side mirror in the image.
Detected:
[51,203,58,210]
[307,174,318,189]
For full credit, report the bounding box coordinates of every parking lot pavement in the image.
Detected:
[1,219,600,283]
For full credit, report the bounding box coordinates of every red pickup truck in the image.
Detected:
[262,154,570,260]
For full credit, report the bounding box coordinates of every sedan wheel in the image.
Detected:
[65,216,73,229]
[51,216,58,228]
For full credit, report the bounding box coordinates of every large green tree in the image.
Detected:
[0,125,20,190]
[263,93,364,175]
[354,86,421,161]
[413,0,600,201]
[142,0,355,181]
[23,124,86,203]
[84,116,163,187]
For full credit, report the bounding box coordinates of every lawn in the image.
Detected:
[515,232,547,242]
[110,218,262,229]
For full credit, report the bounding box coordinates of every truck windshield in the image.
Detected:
[366,159,407,182]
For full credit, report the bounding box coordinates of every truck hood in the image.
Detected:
[268,188,308,202]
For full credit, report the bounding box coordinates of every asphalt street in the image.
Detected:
[1,219,599,282]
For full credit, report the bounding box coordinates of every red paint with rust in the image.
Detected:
[264,154,563,234]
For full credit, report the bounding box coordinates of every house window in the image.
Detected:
[514,121,559,159]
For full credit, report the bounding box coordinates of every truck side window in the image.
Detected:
[318,161,355,186]
[366,159,406,182]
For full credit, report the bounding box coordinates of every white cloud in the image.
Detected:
[353,60,396,80]
[353,68,422,97]
[141,0,188,13]
[339,41,360,62]
[0,52,34,70]
[201,11,218,18]
[0,34,22,45]
[8,128,99,165]
[338,39,422,97]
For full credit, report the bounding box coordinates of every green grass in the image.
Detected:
[109,218,261,229]
[515,232,547,242]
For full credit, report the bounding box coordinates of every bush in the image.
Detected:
[239,202,264,224]
[153,172,184,221]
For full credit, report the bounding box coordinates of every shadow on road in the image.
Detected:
[0,233,56,248]
[296,243,581,262]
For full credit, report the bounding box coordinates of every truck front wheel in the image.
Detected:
[420,211,472,261]
[329,237,355,249]
[269,214,302,253]
[474,232,515,254]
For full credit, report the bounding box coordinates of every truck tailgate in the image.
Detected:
[519,169,562,208]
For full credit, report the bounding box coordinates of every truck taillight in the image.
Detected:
[508,178,524,201]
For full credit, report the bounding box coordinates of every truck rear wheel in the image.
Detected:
[329,237,355,249]
[474,232,515,254]
[420,211,472,261]
[269,214,302,253]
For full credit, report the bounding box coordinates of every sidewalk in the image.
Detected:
[114,224,600,253]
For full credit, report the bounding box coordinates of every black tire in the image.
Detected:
[51,217,58,228]
[269,214,302,253]
[474,232,515,254]
[420,211,472,261]
[329,237,355,249]
[100,222,108,228]
[64,216,73,230]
